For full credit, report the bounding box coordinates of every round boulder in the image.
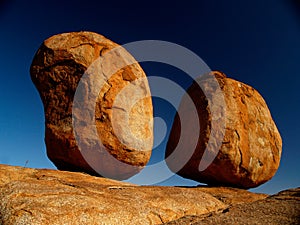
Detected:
[165,71,282,188]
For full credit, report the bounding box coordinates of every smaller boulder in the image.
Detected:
[165,71,282,188]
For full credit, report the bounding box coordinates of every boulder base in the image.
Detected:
[1,164,297,225]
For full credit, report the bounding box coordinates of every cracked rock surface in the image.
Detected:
[166,71,282,188]
[30,32,153,179]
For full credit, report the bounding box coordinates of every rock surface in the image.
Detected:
[1,164,297,225]
[30,32,153,179]
[165,188,300,225]
[0,164,231,224]
[166,71,282,188]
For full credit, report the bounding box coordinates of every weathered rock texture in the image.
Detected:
[166,71,282,188]
[0,164,230,224]
[165,188,300,225]
[30,32,153,179]
[1,164,297,225]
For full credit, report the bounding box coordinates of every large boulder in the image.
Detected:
[30,31,153,179]
[166,71,282,188]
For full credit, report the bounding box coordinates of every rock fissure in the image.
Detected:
[69,42,95,50]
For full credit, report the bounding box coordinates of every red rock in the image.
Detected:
[30,32,153,179]
[166,71,282,188]
[0,164,228,225]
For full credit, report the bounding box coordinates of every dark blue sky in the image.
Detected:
[0,0,299,194]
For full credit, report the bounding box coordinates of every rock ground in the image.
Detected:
[165,188,300,225]
[1,164,298,225]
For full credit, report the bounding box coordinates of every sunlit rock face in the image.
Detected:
[0,164,270,225]
[30,31,153,179]
[166,71,282,189]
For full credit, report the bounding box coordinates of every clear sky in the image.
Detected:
[0,0,299,194]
